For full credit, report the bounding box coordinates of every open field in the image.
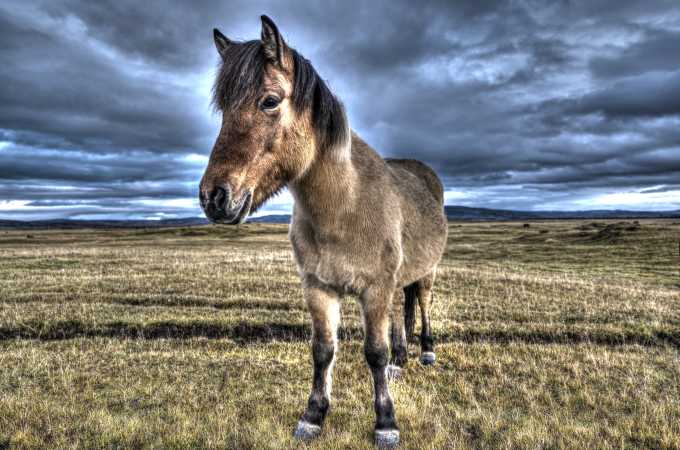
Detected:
[1,220,679,449]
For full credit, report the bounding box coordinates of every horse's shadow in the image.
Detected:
[2,320,677,348]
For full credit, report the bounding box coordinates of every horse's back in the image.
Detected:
[385,158,444,206]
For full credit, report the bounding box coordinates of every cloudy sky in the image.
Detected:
[1,0,679,220]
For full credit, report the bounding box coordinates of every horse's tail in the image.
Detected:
[404,283,419,340]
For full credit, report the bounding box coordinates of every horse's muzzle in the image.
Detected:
[200,185,252,225]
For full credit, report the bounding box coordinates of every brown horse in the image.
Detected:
[199,16,448,448]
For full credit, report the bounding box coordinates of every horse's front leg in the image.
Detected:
[293,279,340,441]
[361,285,400,448]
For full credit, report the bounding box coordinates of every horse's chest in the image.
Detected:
[290,230,371,293]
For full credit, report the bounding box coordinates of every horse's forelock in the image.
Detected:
[212,40,266,112]
[212,41,348,151]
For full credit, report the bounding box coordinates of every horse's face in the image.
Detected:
[200,17,315,224]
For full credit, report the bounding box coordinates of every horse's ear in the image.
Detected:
[260,15,287,66]
[213,28,232,59]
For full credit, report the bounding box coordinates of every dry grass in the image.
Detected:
[1,219,679,449]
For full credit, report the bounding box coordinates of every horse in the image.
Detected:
[199,15,448,448]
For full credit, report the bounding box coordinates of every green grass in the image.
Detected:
[1,219,679,449]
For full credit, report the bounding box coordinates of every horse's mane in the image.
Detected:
[212,40,348,151]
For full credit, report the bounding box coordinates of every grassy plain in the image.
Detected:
[0,220,679,449]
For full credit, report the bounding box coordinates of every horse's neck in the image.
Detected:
[289,134,363,226]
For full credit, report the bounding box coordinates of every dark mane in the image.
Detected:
[212,40,347,150]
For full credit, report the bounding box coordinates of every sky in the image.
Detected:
[1,0,679,220]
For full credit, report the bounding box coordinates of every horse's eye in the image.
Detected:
[261,96,280,110]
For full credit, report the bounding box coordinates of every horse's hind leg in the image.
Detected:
[417,270,437,366]
[388,288,407,379]
[403,283,418,341]
[294,281,340,441]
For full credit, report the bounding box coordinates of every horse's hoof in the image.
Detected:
[293,420,321,441]
[420,352,436,366]
[375,428,400,448]
[386,364,403,381]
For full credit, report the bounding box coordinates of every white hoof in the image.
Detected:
[293,420,321,441]
[375,428,400,448]
[420,352,436,366]
[386,364,403,381]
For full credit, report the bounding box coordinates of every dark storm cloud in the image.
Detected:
[0,12,212,153]
[563,71,680,118]
[589,29,680,79]
[1,0,679,219]
[0,147,198,183]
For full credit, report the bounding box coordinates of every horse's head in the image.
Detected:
[199,15,347,224]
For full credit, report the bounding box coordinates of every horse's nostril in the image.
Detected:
[212,186,228,210]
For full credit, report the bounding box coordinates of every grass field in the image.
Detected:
[1,220,679,449]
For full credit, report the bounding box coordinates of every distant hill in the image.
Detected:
[0,217,209,229]
[0,215,289,229]
[247,214,291,224]
[444,206,680,221]
[0,206,678,229]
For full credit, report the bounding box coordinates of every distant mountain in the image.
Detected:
[444,206,680,221]
[247,214,291,223]
[0,217,209,229]
[1,207,678,229]
[0,216,289,229]
[0,215,290,229]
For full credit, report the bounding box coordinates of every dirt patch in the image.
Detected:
[177,229,208,237]
[580,221,641,243]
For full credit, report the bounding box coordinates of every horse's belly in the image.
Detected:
[397,232,447,286]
